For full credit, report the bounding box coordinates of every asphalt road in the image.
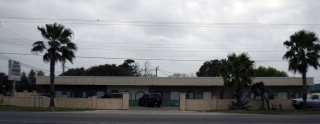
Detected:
[0,108,319,124]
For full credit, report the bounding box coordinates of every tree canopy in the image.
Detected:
[196,59,221,77]
[60,59,140,76]
[254,66,288,77]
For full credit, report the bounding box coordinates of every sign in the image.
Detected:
[8,60,21,81]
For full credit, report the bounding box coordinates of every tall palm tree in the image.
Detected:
[283,30,320,109]
[31,23,77,107]
[220,53,255,109]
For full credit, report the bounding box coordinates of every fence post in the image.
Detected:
[180,93,186,111]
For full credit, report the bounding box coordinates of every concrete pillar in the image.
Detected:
[180,93,186,111]
[122,92,129,110]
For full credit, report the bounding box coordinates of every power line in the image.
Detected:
[0,52,287,62]
[1,16,320,28]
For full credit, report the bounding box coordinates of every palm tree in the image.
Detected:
[283,30,320,109]
[220,53,255,109]
[31,23,77,107]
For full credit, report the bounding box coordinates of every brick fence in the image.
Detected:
[0,91,129,110]
[179,93,293,111]
[0,91,293,111]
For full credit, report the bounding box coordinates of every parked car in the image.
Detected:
[292,93,320,109]
[138,93,162,107]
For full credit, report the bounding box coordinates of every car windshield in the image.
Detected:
[151,94,160,98]
[307,94,320,99]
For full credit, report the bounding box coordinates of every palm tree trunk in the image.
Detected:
[302,72,307,109]
[49,59,55,108]
[235,89,242,109]
[261,93,265,110]
[265,96,270,110]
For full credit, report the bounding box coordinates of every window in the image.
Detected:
[55,91,63,97]
[170,91,179,100]
[277,92,288,99]
[203,91,212,100]
[82,91,87,98]
[249,92,255,99]
[187,91,195,99]
[111,90,119,94]
[66,91,70,97]
[293,91,300,99]
[97,91,104,98]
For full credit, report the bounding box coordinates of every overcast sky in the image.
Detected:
[0,0,319,83]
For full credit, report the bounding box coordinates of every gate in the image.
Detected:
[129,100,179,106]
[162,100,180,106]
[129,100,139,106]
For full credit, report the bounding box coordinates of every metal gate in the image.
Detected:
[129,100,179,106]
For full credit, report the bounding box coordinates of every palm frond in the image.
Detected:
[31,41,46,52]
[43,53,51,63]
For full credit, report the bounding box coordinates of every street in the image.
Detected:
[0,108,319,124]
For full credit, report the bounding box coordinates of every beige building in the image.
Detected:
[36,76,313,106]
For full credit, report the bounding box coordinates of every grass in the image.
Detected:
[210,109,320,114]
[0,105,93,112]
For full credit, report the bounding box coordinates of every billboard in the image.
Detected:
[8,60,21,81]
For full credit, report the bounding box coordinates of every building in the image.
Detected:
[36,76,313,106]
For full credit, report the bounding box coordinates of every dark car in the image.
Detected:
[138,93,162,107]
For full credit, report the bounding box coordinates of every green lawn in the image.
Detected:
[210,109,320,114]
[0,105,93,112]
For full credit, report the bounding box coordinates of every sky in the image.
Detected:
[0,0,319,83]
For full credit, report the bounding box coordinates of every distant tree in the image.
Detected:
[220,53,255,110]
[0,73,12,95]
[28,70,36,91]
[254,66,288,77]
[60,67,86,76]
[36,71,45,76]
[251,81,270,110]
[169,73,189,77]
[118,59,140,76]
[283,30,320,109]
[31,23,77,108]
[86,64,119,76]
[0,73,7,94]
[61,59,141,76]
[140,61,155,77]
[16,72,29,92]
[196,59,221,77]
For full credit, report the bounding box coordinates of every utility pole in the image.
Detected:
[155,66,159,77]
